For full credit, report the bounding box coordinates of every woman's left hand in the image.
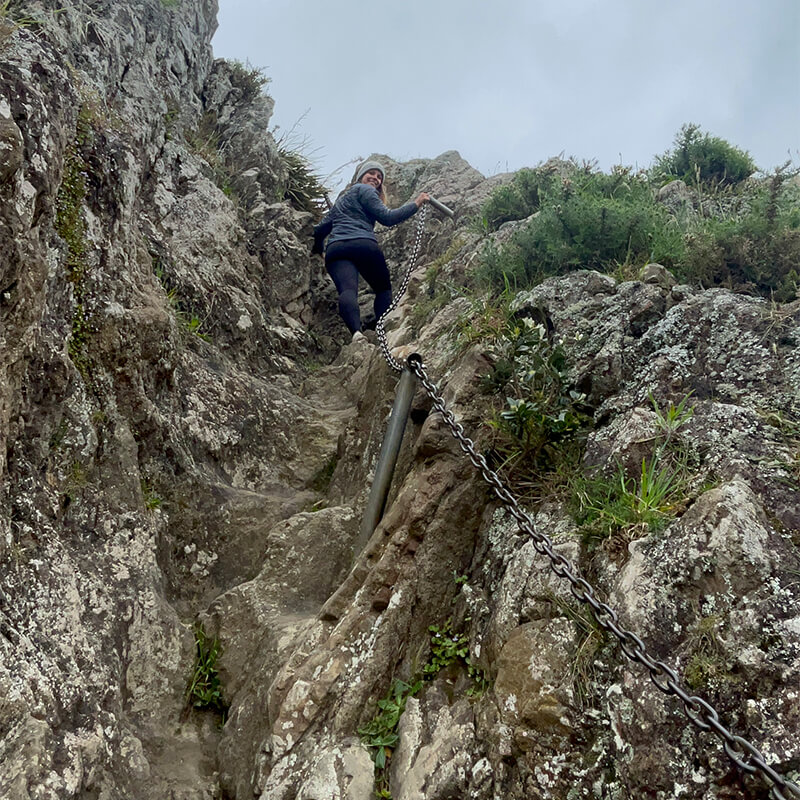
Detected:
[414,192,430,208]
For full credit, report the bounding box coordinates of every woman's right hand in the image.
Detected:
[414,192,430,208]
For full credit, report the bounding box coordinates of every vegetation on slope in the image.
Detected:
[476,125,800,302]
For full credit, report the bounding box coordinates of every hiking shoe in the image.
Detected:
[351,331,367,344]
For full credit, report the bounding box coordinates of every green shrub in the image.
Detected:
[481,165,566,231]
[654,123,756,188]
[226,60,270,103]
[476,143,797,300]
[679,165,800,299]
[470,311,591,500]
[477,162,686,289]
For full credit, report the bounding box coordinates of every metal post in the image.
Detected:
[355,366,417,552]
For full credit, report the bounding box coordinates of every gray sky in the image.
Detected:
[212,0,800,194]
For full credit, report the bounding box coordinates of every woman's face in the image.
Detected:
[360,169,383,190]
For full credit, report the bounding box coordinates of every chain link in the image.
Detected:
[406,356,800,798]
[376,204,428,371]
[372,216,800,798]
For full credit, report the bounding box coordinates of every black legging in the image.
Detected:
[325,238,392,334]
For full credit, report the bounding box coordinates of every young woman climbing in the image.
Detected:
[311,160,430,340]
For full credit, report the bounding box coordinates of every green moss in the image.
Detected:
[309,453,338,493]
[683,615,739,691]
[55,110,93,377]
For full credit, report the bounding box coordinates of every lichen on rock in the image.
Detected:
[2,1,799,799]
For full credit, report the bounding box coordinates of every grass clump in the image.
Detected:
[0,0,40,40]
[570,392,700,557]
[277,145,328,217]
[546,591,609,708]
[571,456,690,551]
[187,623,226,715]
[409,239,466,333]
[683,615,738,692]
[153,258,211,341]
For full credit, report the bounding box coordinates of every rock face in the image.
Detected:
[2,3,799,800]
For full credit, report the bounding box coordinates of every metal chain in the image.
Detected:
[376,203,428,371]
[406,356,799,799]
[373,213,800,799]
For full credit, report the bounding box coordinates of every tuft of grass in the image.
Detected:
[277,146,328,217]
[571,456,691,551]
[153,260,211,340]
[0,0,40,39]
[546,591,609,708]
[650,391,694,439]
[187,624,227,715]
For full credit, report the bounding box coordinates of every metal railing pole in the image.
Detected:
[355,366,417,552]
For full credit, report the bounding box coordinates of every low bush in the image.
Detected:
[678,165,800,299]
[654,123,757,188]
[478,162,686,289]
[476,133,799,302]
[463,305,592,501]
[226,60,270,103]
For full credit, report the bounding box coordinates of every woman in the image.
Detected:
[312,160,429,340]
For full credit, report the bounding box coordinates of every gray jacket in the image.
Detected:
[313,184,418,250]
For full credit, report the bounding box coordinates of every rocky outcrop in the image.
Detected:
[0,1,335,797]
[1,2,799,799]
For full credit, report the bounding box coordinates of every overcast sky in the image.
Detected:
[212,0,799,194]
